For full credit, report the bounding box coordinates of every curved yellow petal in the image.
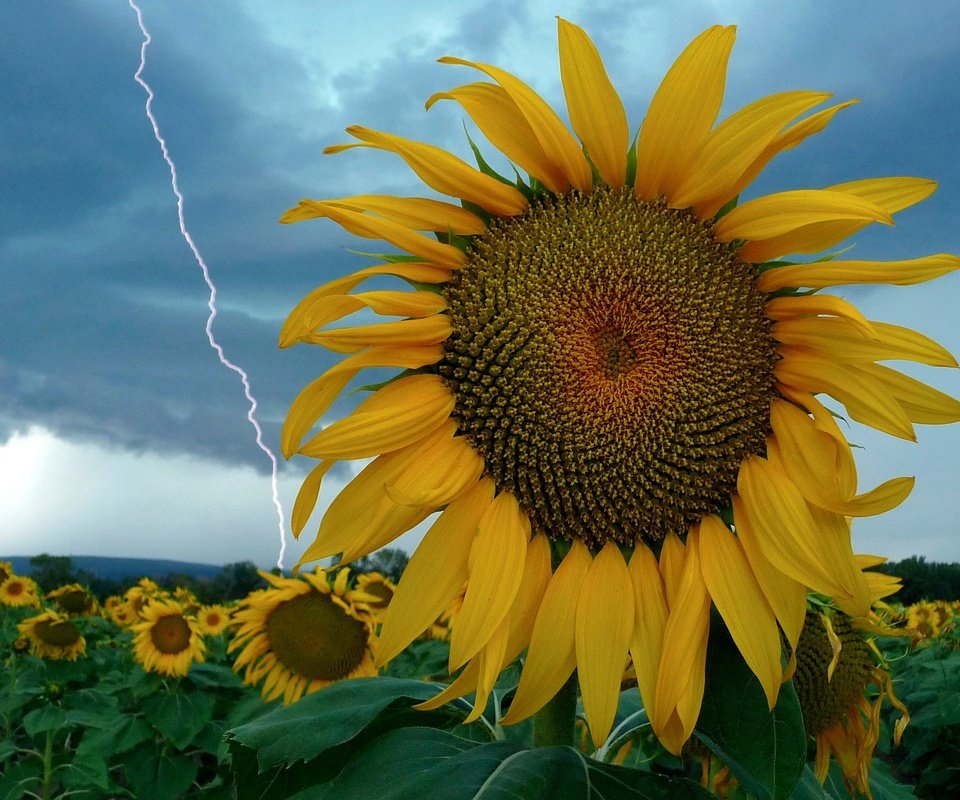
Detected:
[328,126,528,216]
[503,534,553,660]
[558,18,629,187]
[291,195,486,234]
[299,374,455,460]
[634,26,736,200]
[466,617,510,723]
[739,219,879,263]
[414,658,482,711]
[376,479,494,666]
[576,542,635,746]
[427,82,567,192]
[291,290,447,343]
[449,491,530,670]
[658,533,686,609]
[280,344,443,458]
[764,294,874,335]
[757,253,960,292]
[500,540,592,726]
[714,189,893,242]
[309,315,452,354]
[627,545,668,721]
[828,176,937,214]
[853,362,960,425]
[291,460,336,538]
[672,90,830,212]
[437,57,592,191]
[698,515,782,709]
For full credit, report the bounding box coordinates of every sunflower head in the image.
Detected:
[354,571,397,616]
[17,610,87,661]
[0,561,12,584]
[46,583,99,616]
[279,17,959,752]
[131,599,206,677]
[196,604,231,636]
[229,568,377,705]
[1,575,41,608]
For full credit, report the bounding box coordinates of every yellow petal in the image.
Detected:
[852,362,960,425]
[427,82,567,192]
[775,354,916,440]
[764,294,874,337]
[414,658,482,711]
[291,461,336,538]
[634,26,736,200]
[714,189,893,242]
[698,515,782,709]
[309,315,452,354]
[558,18,629,187]
[732,495,807,657]
[299,374,455,460]
[500,540,592,726]
[758,253,960,292]
[673,91,831,212]
[828,176,937,214]
[503,534,553,661]
[296,290,448,335]
[576,542,635,746]
[288,194,486,234]
[449,491,530,670]
[281,344,443,458]
[652,526,710,753]
[627,545,668,722]
[438,56,592,191]
[466,617,510,723]
[376,479,495,666]
[658,533,686,609]
[328,126,528,216]
[739,220,880,263]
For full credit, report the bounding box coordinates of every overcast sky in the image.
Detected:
[2,1,959,570]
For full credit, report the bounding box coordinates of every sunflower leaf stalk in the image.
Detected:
[532,671,579,748]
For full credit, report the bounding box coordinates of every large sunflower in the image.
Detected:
[18,610,86,661]
[131,598,206,677]
[279,20,960,751]
[229,568,377,705]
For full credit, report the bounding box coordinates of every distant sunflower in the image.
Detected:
[196,604,231,636]
[18,610,86,661]
[103,595,135,627]
[0,561,13,583]
[280,19,960,749]
[355,572,397,618]
[47,583,99,617]
[131,599,205,677]
[793,609,908,798]
[229,568,377,705]
[1,575,41,608]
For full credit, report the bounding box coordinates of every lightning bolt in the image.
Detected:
[128,0,288,569]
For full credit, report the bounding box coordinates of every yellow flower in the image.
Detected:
[0,561,13,584]
[17,610,86,661]
[1,574,41,608]
[131,599,206,677]
[280,19,959,751]
[229,568,377,705]
[46,583,100,616]
[195,604,231,636]
[354,571,397,619]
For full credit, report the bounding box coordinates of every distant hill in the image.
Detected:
[3,555,224,582]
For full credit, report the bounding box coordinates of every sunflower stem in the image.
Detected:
[533,671,578,748]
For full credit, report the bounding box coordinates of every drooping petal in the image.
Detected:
[327,126,528,216]
[448,490,530,670]
[502,534,553,661]
[698,515,782,709]
[853,362,960,425]
[376,479,494,666]
[758,253,960,292]
[437,57,593,191]
[658,533,686,609]
[465,617,510,723]
[627,545,668,723]
[558,18,629,187]
[291,461,336,538]
[575,542,635,746]
[500,540,592,726]
[634,26,736,200]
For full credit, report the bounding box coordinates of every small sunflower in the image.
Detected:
[229,568,377,705]
[355,571,397,618]
[195,604,231,636]
[18,610,86,661]
[793,608,908,799]
[46,583,100,616]
[280,19,959,750]
[131,598,206,677]
[1,574,41,608]
[0,561,13,583]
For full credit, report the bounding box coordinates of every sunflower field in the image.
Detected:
[2,555,959,800]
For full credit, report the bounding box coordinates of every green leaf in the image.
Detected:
[790,766,835,799]
[60,750,110,792]
[693,625,806,800]
[124,747,200,800]
[22,704,66,736]
[0,740,17,764]
[76,713,154,759]
[187,662,245,690]
[143,689,217,750]
[227,676,464,770]
[63,687,121,728]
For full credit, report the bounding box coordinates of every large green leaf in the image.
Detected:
[22,704,66,736]
[693,625,806,800]
[64,687,121,728]
[76,713,153,758]
[124,747,199,800]
[142,689,216,750]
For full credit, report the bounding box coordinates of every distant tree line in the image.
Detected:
[874,556,960,605]
[26,554,273,604]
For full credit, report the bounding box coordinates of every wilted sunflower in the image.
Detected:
[229,568,377,705]
[18,610,86,661]
[47,583,100,617]
[1,574,41,608]
[279,19,960,750]
[195,604,231,636]
[131,598,205,677]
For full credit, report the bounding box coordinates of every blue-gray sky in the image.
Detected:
[2,1,959,568]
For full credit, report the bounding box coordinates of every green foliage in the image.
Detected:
[346,547,410,583]
[875,556,960,604]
